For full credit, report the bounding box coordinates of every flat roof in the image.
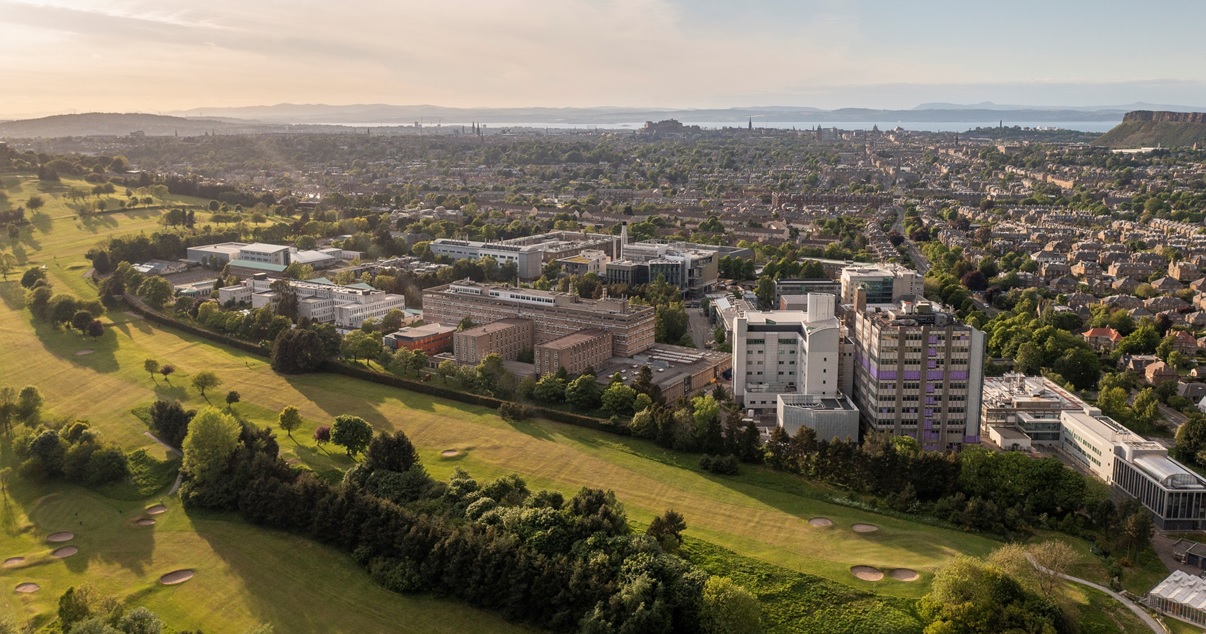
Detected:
[228,259,287,272]
[538,328,609,350]
[241,242,291,253]
[459,318,531,335]
[389,323,456,339]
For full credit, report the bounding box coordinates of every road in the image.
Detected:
[687,306,713,349]
[891,205,931,275]
[1026,555,1163,634]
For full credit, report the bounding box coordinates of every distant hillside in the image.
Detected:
[0,113,269,138]
[1095,110,1206,148]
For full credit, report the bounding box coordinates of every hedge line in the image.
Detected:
[122,294,623,435]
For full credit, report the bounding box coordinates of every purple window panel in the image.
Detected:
[949,371,968,380]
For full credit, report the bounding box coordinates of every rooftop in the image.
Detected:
[538,328,609,350]
[1149,570,1206,611]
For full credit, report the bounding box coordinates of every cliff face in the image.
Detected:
[1123,110,1206,124]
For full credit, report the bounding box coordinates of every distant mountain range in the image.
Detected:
[165,103,1172,125]
[6,104,1206,139]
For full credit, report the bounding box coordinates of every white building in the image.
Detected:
[430,239,546,280]
[776,393,859,441]
[186,241,339,270]
[218,275,405,330]
[733,293,845,416]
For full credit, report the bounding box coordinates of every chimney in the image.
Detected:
[854,287,867,314]
[619,221,629,259]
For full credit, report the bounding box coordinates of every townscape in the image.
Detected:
[6,4,1206,633]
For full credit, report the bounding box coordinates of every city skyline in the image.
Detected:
[2,0,1206,118]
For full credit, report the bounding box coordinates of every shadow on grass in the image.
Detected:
[30,211,53,234]
[0,280,25,310]
[505,418,555,441]
[32,320,120,373]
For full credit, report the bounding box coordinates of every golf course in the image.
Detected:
[0,173,1154,632]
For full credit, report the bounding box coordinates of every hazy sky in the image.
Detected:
[3,0,1205,117]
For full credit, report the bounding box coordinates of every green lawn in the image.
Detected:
[0,480,529,633]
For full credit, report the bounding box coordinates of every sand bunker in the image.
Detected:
[852,523,879,533]
[159,570,194,585]
[808,517,833,527]
[890,568,920,582]
[47,532,74,543]
[851,566,884,581]
[51,546,79,559]
[135,519,156,527]
[74,349,94,356]
[440,449,461,457]
[145,504,167,515]
[15,582,40,593]
[2,557,24,568]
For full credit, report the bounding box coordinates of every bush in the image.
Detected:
[700,454,740,476]
[498,401,530,421]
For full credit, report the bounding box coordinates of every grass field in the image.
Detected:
[0,172,1157,631]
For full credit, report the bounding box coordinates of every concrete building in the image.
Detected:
[732,293,843,416]
[607,240,719,298]
[430,239,546,280]
[840,264,925,305]
[851,296,986,451]
[535,328,611,377]
[981,373,1083,447]
[453,318,534,365]
[593,345,732,401]
[217,275,405,330]
[422,281,655,357]
[776,394,859,441]
[557,250,610,276]
[383,323,456,355]
[186,241,339,271]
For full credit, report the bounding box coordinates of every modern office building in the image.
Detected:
[850,295,985,451]
[422,281,655,357]
[383,323,456,355]
[186,241,340,271]
[1054,405,1206,530]
[606,242,719,298]
[535,328,611,376]
[430,232,620,281]
[453,318,534,365]
[840,264,925,305]
[775,279,842,304]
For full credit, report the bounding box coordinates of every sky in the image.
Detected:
[2,0,1206,117]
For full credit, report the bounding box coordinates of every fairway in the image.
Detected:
[0,173,1000,629]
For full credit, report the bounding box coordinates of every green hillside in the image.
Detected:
[1095,119,1206,148]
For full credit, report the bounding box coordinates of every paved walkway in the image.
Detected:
[1027,554,1162,633]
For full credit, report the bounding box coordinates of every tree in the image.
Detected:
[601,382,638,416]
[1133,388,1160,429]
[159,364,175,384]
[533,374,567,403]
[699,577,761,634]
[380,309,406,333]
[181,407,241,486]
[647,509,688,552]
[0,253,16,280]
[332,414,373,457]
[47,294,78,326]
[224,390,240,410]
[754,276,775,309]
[271,328,329,374]
[191,371,222,399]
[71,310,93,333]
[364,431,420,473]
[26,195,44,214]
[565,373,603,410]
[278,405,303,438]
[436,359,457,384]
[20,267,46,289]
[1052,347,1100,391]
[1028,540,1077,597]
[86,319,104,339]
[149,400,194,449]
[143,359,161,382]
[136,276,174,310]
[408,350,427,375]
[16,386,42,420]
[313,424,332,449]
[341,330,381,363]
